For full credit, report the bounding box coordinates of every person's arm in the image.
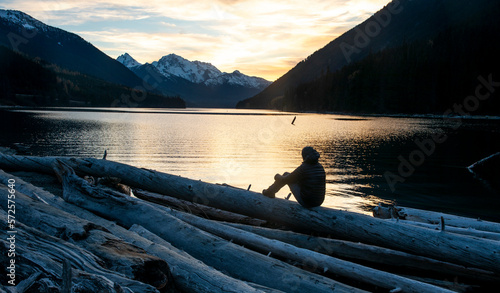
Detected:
[280,164,304,184]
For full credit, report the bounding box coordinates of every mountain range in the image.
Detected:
[3,1,499,114]
[0,9,270,108]
[0,9,186,108]
[238,0,500,116]
[117,53,271,107]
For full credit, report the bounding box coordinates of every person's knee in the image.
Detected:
[274,173,288,181]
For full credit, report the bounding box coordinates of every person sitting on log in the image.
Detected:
[262,146,326,208]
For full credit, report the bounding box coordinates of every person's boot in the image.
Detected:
[262,188,276,198]
[262,177,285,198]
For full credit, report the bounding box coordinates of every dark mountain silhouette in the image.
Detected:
[0,10,146,89]
[237,0,500,115]
[0,46,56,105]
[275,26,500,115]
[0,9,271,108]
[0,46,185,108]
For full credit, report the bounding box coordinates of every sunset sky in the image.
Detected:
[1,0,389,81]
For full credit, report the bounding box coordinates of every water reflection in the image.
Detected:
[1,109,499,220]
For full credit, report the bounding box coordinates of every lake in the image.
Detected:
[1,108,499,221]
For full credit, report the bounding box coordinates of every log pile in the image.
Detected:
[0,153,499,292]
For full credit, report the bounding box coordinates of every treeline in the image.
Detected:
[0,46,185,108]
[257,22,500,115]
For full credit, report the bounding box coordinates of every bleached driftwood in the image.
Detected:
[165,209,456,293]
[393,219,500,241]
[0,185,171,292]
[52,160,367,293]
[0,209,156,293]
[138,190,499,282]
[1,154,499,274]
[0,170,280,293]
[374,205,500,233]
[393,206,500,233]
[126,225,285,293]
[62,259,72,293]
[225,222,500,284]
[75,230,173,290]
[0,182,173,288]
[134,188,267,226]
[400,275,474,293]
[13,272,43,293]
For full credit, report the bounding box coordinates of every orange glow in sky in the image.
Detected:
[1,0,390,81]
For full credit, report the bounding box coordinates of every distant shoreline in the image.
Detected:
[321,111,500,120]
[1,106,500,120]
[0,106,289,116]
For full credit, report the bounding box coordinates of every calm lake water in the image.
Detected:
[1,108,499,221]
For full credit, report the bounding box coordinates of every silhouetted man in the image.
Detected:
[262,146,326,208]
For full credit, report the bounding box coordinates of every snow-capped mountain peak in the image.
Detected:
[141,53,271,88]
[117,53,142,68]
[0,9,52,32]
[204,70,271,89]
[116,52,272,107]
[151,54,222,84]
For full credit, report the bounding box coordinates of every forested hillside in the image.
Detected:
[0,46,185,108]
[276,23,500,115]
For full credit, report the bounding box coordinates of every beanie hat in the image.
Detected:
[302,146,320,163]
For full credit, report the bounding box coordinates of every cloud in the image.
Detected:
[160,21,177,28]
[1,0,389,80]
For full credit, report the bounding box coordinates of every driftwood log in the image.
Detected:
[0,183,174,289]
[13,272,43,293]
[0,207,157,293]
[137,188,499,284]
[0,184,171,292]
[163,207,456,293]
[138,189,480,291]
[0,170,282,293]
[0,165,486,292]
[392,219,500,241]
[76,230,173,290]
[392,206,500,233]
[399,275,474,293]
[134,188,267,226]
[125,225,285,293]
[224,222,500,284]
[1,154,498,275]
[51,161,366,293]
